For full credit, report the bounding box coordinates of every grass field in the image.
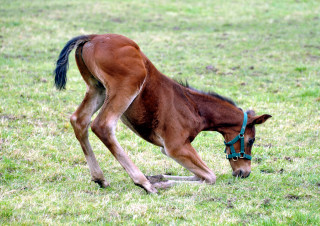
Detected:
[1,0,320,224]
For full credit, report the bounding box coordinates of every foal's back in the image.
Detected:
[79,34,202,148]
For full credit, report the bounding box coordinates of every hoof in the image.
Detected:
[146,175,176,190]
[146,175,168,184]
[135,182,158,194]
[93,179,110,188]
[153,181,176,190]
[146,185,158,194]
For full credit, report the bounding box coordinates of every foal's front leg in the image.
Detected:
[149,143,216,188]
[146,174,203,190]
[159,147,203,182]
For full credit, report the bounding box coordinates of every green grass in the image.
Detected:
[1,0,320,224]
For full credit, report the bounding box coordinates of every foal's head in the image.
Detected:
[223,110,272,178]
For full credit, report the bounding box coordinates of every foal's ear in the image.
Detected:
[249,114,272,125]
[246,110,256,116]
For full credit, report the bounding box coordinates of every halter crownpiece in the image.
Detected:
[224,111,252,161]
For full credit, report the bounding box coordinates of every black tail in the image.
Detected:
[54,35,91,90]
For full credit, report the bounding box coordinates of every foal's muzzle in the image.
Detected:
[232,169,251,178]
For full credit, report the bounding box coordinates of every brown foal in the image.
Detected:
[54,34,271,193]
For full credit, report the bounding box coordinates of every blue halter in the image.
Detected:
[224,111,252,161]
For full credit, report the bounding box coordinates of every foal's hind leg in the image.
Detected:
[70,88,108,187]
[90,79,157,194]
[70,47,108,187]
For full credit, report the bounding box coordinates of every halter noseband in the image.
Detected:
[224,111,252,161]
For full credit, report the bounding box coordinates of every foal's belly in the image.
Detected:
[119,77,166,147]
[120,110,163,147]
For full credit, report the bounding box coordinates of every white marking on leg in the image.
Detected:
[162,175,202,181]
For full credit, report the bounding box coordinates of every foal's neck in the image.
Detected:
[189,90,244,134]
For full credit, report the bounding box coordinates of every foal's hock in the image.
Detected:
[54,34,272,193]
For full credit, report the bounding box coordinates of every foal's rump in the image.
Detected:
[82,35,148,87]
[54,34,147,91]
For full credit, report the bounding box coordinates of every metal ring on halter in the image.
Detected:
[232,156,238,161]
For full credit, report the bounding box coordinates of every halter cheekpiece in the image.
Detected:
[224,111,252,161]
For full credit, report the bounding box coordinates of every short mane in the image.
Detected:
[178,80,237,106]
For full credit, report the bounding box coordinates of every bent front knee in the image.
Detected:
[204,174,217,185]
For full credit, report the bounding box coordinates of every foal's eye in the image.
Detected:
[248,138,255,146]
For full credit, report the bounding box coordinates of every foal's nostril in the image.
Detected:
[239,170,244,178]
[232,170,241,177]
[232,170,251,178]
[241,171,251,178]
